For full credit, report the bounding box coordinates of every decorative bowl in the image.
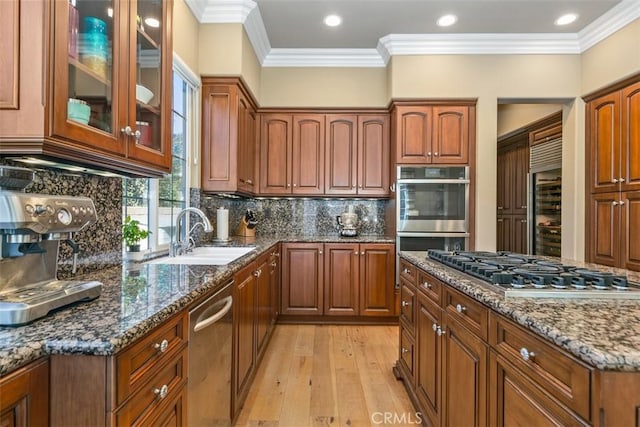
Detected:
[136,84,154,104]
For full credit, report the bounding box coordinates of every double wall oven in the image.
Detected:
[396,166,470,285]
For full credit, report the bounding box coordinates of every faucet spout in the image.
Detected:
[171,207,213,256]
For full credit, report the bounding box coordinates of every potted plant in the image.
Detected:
[123,215,151,260]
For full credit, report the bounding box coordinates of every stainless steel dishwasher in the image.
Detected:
[188,279,234,426]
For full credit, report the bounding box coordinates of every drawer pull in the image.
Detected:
[422,282,431,289]
[270,261,277,267]
[520,347,536,361]
[154,339,169,353]
[437,327,446,337]
[401,300,411,308]
[456,304,467,313]
[401,347,409,354]
[154,384,169,400]
[403,268,411,275]
[432,323,438,331]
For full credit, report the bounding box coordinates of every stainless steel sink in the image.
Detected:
[146,246,256,265]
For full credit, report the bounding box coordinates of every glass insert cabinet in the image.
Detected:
[51,0,173,174]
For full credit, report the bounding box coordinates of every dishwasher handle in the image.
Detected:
[193,296,233,332]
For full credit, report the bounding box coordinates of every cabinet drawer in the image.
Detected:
[443,287,488,340]
[116,349,188,426]
[116,313,188,405]
[400,325,415,380]
[489,314,592,421]
[399,278,416,332]
[417,270,442,304]
[399,259,417,284]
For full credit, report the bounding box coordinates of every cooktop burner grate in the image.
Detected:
[426,250,640,299]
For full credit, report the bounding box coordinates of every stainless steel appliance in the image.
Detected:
[0,166,101,325]
[396,166,470,286]
[427,250,640,299]
[336,205,359,237]
[188,279,234,425]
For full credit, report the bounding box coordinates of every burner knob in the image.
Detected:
[520,347,536,361]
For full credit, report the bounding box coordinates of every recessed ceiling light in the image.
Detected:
[437,14,458,27]
[555,13,578,26]
[324,14,342,27]
[144,17,160,28]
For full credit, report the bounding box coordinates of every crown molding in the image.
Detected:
[184,0,256,23]
[262,48,386,67]
[185,0,640,67]
[578,0,640,52]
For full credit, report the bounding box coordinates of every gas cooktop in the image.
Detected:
[427,250,640,299]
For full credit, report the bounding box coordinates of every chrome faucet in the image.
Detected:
[170,208,213,257]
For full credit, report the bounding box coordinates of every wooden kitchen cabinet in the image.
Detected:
[324,114,390,197]
[259,114,324,195]
[324,243,359,316]
[0,0,173,177]
[0,358,49,427]
[50,312,188,427]
[359,243,396,316]
[416,292,443,427]
[255,251,272,357]
[281,243,324,315]
[201,78,258,195]
[393,102,472,165]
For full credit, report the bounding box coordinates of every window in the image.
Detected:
[123,60,199,253]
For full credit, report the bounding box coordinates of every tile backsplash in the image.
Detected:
[0,161,123,277]
[194,189,390,239]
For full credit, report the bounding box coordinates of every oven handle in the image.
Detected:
[193,296,233,332]
[397,232,470,237]
[397,179,470,184]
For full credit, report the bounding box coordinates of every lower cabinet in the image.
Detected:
[282,242,396,319]
[0,358,49,427]
[232,245,279,418]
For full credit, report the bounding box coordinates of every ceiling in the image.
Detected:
[184,0,640,66]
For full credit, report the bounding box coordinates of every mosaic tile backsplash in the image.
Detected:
[0,160,123,277]
[194,189,390,239]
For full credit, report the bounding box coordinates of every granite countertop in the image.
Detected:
[0,234,393,377]
[400,251,640,372]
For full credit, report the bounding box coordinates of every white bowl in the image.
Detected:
[136,84,154,104]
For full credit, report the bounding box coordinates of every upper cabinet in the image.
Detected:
[324,114,390,197]
[393,103,473,165]
[0,0,172,177]
[201,78,258,195]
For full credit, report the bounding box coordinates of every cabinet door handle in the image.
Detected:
[154,384,169,400]
[497,218,504,222]
[246,179,253,185]
[497,206,503,210]
[287,183,291,188]
[319,251,323,255]
[456,304,467,313]
[354,251,359,255]
[521,205,527,209]
[520,347,536,361]
[390,183,396,193]
[520,219,527,223]
[437,327,446,336]
[612,178,618,183]
[270,261,277,267]
[154,339,169,353]
[293,183,297,187]
[432,323,438,331]
[612,201,619,206]
[434,152,439,156]
[620,177,625,183]
[121,125,141,141]
[401,347,409,354]
[401,300,411,307]
[619,200,625,205]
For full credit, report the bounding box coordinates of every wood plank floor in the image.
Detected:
[235,324,420,427]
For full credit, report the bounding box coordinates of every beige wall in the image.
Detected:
[497,104,562,137]
[198,24,244,76]
[241,30,261,101]
[259,68,388,107]
[582,18,640,94]
[172,0,200,74]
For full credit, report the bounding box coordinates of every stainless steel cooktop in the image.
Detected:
[427,250,640,299]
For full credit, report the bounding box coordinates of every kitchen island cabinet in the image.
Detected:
[0,0,173,177]
[0,358,48,427]
[398,251,640,427]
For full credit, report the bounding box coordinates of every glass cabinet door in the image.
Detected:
[52,0,124,154]
[127,0,171,169]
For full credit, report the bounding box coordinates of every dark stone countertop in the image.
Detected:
[0,235,394,377]
[400,251,640,372]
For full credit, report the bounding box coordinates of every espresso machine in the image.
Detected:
[336,205,359,237]
[0,166,102,325]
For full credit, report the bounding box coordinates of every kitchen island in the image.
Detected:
[397,250,640,427]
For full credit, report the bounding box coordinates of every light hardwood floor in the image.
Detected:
[235,324,420,427]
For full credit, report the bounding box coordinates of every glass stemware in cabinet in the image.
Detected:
[67,0,114,134]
